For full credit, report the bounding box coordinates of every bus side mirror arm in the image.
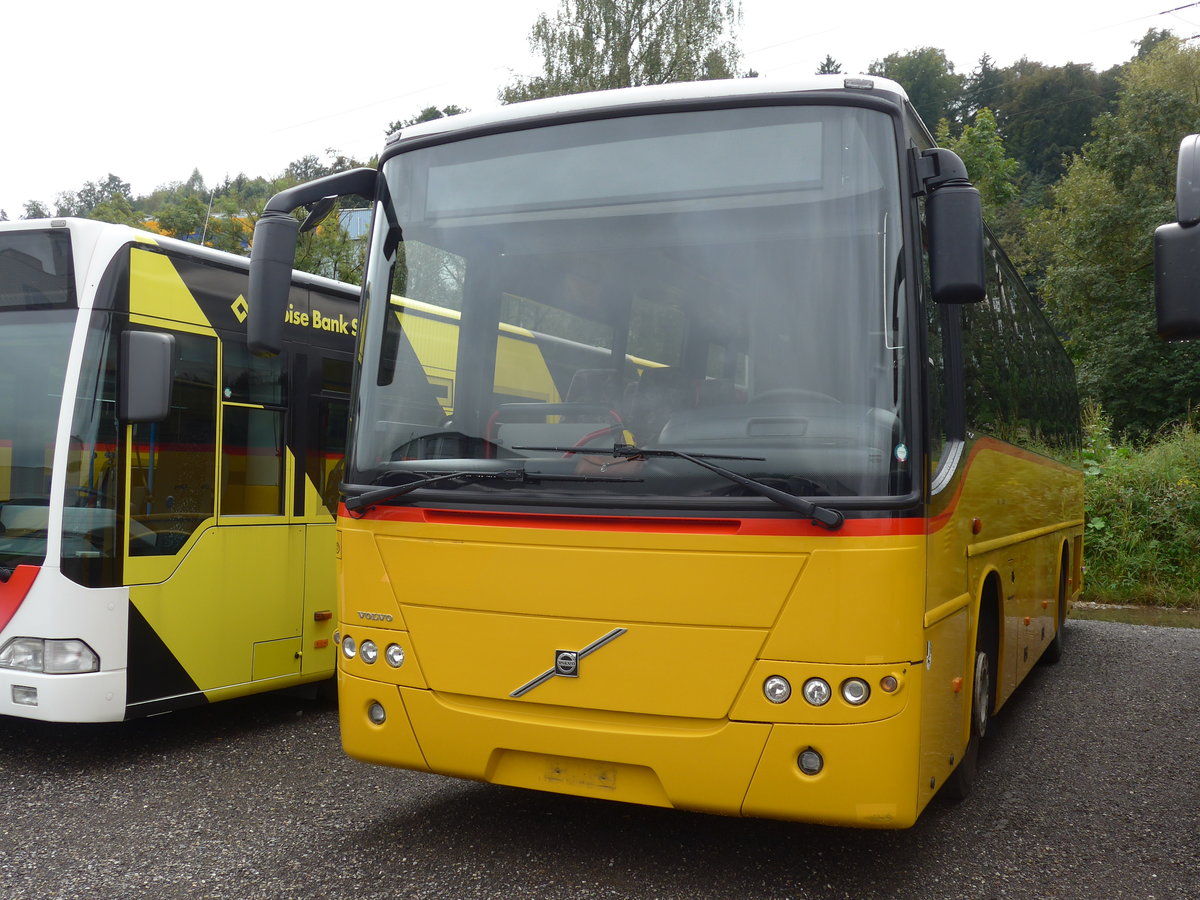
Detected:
[1155,135,1200,341]
[247,167,378,356]
[915,148,986,305]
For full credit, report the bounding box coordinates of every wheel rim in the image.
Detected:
[973,649,991,739]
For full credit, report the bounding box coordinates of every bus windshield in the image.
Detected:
[353,104,910,509]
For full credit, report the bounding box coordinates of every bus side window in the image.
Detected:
[129,330,217,556]
[221,339,286,517]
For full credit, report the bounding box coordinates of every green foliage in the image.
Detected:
[1082,406,1200,608]
[868,47,963,129]
[501,0,744,103]
[87,193,142,227]
[387,105,468,135]
[22,200,50,219]
[992,60,1112,184]
[55,174,132,217]
[935,108,1019,216]
[815,54,840,75]
[1037,38,1200,439]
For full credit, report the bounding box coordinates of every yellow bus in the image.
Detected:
[248,75,1083,827]
[0,218,358,721]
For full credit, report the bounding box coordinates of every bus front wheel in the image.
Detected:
[942,637,993,803]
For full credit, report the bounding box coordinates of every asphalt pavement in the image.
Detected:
[1,618,1196,900]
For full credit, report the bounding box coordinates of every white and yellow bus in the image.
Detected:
[0,218,359,721]
[249,75,1083,827]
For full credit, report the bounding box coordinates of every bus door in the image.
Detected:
[291,331,353,678]
[214,337,303,684]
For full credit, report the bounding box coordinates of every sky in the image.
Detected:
[2,0,1189,218]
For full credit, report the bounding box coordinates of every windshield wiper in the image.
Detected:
[515,442,844,530]
[343,467,643,514]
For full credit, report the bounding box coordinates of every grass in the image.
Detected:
[1079,403,1200,609]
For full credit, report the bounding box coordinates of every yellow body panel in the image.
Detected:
[130,524,304,693]
[337,435,1083,827]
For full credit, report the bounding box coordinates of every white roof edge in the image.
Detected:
[397,74,910,142]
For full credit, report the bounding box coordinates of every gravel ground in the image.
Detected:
[1,618,1197,899]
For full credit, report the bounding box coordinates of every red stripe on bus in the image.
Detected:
[0,565,40,633]
[343,504,925,537]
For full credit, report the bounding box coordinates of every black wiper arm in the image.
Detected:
[517,443,844,530]
[343,467,642,514]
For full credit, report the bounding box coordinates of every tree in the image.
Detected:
[867,47,963,131]
[55,174,132,217]
[962,54,1003,125]
[816,54,841,75]
[22,200,51,219]
[935,108,1019,217]
[500,0,744,103]
[993,60,1109,185]
[1036,38,1200,437]
[387,104,468,134]
[155,194,208,239]
[87,193,142,227]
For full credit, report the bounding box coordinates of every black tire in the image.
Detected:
[942,635,993,803]
[1043,551,1069,665]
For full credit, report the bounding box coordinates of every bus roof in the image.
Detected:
[3,217,358,298]
[391,74,911,147]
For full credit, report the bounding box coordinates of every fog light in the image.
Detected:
[798,748,824,775]
[12,685,38,706]
[841,677,870,706]
[385,644,405,668]
[367,701,386,725]
[763,675,791,704]
[341,636,357,660]
[802,677,831,706]
[360,640,379,665]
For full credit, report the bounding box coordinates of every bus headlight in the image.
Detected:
[802,677,831,706]
[385,644,405,668]
[0,638,99,674]
[840,678,870,705]
[360,640,379,665]
[763,675,791,703]
[341,636,358,660]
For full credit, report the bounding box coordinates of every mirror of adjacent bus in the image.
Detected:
[248,167,377,356]
[1155,134,1200,340]
[921,148,986,304]
[119,330,175,422]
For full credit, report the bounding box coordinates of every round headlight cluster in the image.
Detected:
[762,672,890,708]
[342,634,405,668]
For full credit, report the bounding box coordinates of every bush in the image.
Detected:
[1082,403,1200,608]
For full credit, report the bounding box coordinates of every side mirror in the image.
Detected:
[247,167,378,356]
[120,330,175,423]
[920,149,986,304]
[1156,134,1200,341]
[247,212,299,356]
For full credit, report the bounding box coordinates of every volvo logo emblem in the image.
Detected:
[511,628,627,698]
[555,650,579,677]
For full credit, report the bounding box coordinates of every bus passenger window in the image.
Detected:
[129,330,216,556]
[221,407,285,516]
